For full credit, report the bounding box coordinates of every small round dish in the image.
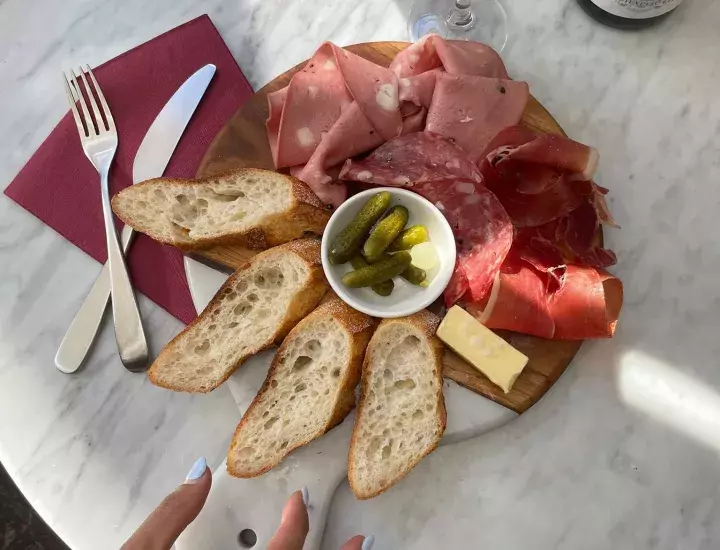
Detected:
[321,187,457,318]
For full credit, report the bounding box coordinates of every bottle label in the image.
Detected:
[587,0,683,18]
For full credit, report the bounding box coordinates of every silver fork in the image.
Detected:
[62,66,149,372]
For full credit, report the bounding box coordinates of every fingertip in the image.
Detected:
[339,535,368,550]
[267,491,310,550]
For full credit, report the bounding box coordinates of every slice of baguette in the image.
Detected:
[111,168,330,250]
[348,310,446,499]
[227,297,376,478]
[148,239,329,393]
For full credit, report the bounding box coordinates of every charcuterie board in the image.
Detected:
[194,41,586,414]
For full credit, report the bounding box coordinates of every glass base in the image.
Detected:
[409,0,508,52]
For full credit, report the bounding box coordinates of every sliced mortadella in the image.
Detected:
[433,38,509,78]
[270,56,353,168]
[398,69,441,108]
[266,87,288,168]
[426,74,529,163]
[267,42,402,169]
[295,101,383,206]
[548,265,623,339]
[389,35,509,79]
[331,44,403,140]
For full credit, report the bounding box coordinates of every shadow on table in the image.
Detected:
[0,462,68,550]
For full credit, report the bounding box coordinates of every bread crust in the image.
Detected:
[348,309,446,499]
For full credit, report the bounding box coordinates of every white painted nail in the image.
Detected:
[184,457,207,483]
[301,486,309,507]
[361,534,375,550]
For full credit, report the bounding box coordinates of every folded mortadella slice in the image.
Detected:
[268,43,403,168]
[389,35,509,79]
[425,73,529,163]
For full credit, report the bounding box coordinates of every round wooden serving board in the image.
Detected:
[195,41,584,414]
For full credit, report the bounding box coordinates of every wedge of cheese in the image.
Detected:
[437,306,528,393]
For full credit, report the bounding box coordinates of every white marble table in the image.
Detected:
[2,0,720,548]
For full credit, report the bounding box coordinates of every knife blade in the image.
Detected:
[55,64,216,374]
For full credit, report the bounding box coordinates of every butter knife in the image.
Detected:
[55,64,216,374]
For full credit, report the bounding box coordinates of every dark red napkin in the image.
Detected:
[4,15,253,325]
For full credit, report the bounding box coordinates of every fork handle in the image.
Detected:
[99,167,149,372]
[55,224,137,373]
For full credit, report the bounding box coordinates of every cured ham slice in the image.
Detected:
[548,266,623,339]
[389,35,509,79]
[480,127,606,227]
[467,260,622,340]
[562,199,617,268]
[339,132,482,185]
[425,74,529,162]
[470,250,556,339]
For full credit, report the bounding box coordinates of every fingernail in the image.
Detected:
[184,457,207,483]
[301,486,309,507]
[361,534,375,550]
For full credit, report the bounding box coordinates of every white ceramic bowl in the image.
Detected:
[321,188,457,318]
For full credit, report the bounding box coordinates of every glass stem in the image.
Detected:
[447,0,476,30]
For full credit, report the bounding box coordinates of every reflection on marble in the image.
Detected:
[2,0,720,548]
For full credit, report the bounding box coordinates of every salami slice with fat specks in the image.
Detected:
[339,131,482,185]
[340,132,512,304]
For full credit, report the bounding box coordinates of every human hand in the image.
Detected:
[121,457,375,550]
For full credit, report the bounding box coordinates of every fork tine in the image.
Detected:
[84,65,115,131]
[62,72,87,138]
[78,67,106,133]
[70,69,96,136]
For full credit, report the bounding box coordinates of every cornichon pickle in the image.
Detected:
[363,205,409,262]
[342,251,412,288]
[374,252,427,286]
[401,263,427,286]
[329,191,391,264]
[350,255,394,296]
[387,225,429,251]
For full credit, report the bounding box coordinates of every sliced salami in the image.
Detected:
[339,131,482,186]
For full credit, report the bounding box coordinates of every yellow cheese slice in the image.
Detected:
[437,306,529,393]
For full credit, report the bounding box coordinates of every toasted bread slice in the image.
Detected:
[348,310,446,499]
[227,297,376,477]
[111,168,330,250]
[148,239,329,393]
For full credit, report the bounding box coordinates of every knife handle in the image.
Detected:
[55,224,137,374]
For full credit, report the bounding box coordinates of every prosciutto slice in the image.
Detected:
[468,258,622,340]
[548,266,623,339]
[480,127,603,227]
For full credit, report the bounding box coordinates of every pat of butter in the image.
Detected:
[410,242,438,271]
[437,306,528,393]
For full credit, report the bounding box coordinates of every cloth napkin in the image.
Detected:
[4,15,253,325]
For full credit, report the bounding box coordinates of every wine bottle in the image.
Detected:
[576,0,684,29]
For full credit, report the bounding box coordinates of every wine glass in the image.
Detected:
[408,0,509,52]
